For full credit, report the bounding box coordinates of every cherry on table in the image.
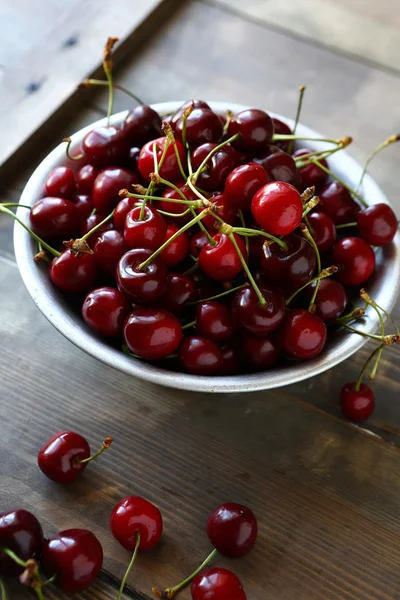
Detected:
[199,233,247,281]
[123,105,162,147]
[160,223,190,266]
[162,273,198,315]
[232,285,285,337]
[0,509,43,576]
[279,308,327,360]
[138,136,186,181]
[117,248,167,303]
[45,166,76,199]
[82,125,130,168]
[251,181,303,236]
[179,336,223,375]
[306,279,347,322]
[318,181,360,224]
[307,211,336,252]
[123,307,183,360]
[207,502,258,558]
[76,164,99,195]
[224,162,269,211]
[292,148,329,189]
[191,143,235,191]
[94,229,129,277]
[340,382,375,422]
[92,167,139,214]
[196,301,235,342]
[124,205,167,250]
[332,237,376,286]
[30,197,81,240]
[228,108,274,151]
[82,287,130,337]
[175,108,223,147]
[357,203,398,246]
[50,250,98,294]
[191,567,247,600]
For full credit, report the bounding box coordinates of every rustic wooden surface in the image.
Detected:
[1,0,400,598]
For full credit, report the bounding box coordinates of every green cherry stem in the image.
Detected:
[294,137,352,168]
[191,133,239,184]
[189,283,246,305]
[355,134,400,194]
[369,344,384,381]
[287,84,306,155]
[117,532,141,600]
[273,134,341,145]
[335,222,358,229]
[299,223,322,309]
[230,226,288,251]
[309,158,367,206]
[154,548,217,599]
[80,210,115,242]
[63,137,84,161]
[374,301,400,336]
[79,78,144,105]
[73,437,112,465]
[354,344,384,391]
[336,307,366,324]
[157,207,192,218]
[0,205,60,257]
[341,323,398,344]
[182,320,196,330]
[1,202,32,210]
[238,209,249,256]
[190,207,215,245]
[123,191,196,205]
[360,289,385,337]
[103,37,118,124]
[42,575,57,586]
[228,232,267,306]
[285,266,338,306]
[139,138,171,221]
[0,578,7,600]
[1,548,26,567]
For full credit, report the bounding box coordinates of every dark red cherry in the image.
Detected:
[176,108,223,147]
[45,166,76,199]
[114,197,137,230]
[124,205,167,250]
[255,146,298,186]
[179,336,223,375]
[124,307,182,360]
[41,529,103,594]
[224,162,269,211]
[110,496,163,551]
[82,126,129,168]
[38,431,91,483]
[192,271,220,300]
[0,509,43,576]
[306,279,347,322]
[201,192,236,232]
[318,182,360,224]
[207,502,258,558]
[191,567,247,600]
[92,167,139,214]
[161,180,198,224]
[30,197,81,240]
[82,287,130,337]
[332,237,376,286]
[72,194,93,219]
[260,234,316,293]
[340,382,375,422]
[94,229,129,277]
[279,308,327,360]
[190,231,210,257]
[251,181,303,236]
[357,203,398,246]
[232,285,285,337]
[117,248,167,303]
[171,100,211,128]
[128,146,141,175]
[138,137,186,181]
[49,250,98,294]
[271,117,292,152]
[199,233,247,281]
[160,223,190,266]
[123,105,162,146]
[196,301,235,342]
[220,341,241,375]
[80,213,114,246]
[307,211,336,252]
[76,164,99,195]
[191,143,235,191]
[163,273,198,315]
[292,149,329,189]
[228,109,273,151]
[242,335,280,370]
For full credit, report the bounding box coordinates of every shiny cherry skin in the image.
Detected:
[82,287,130,337]
[114,197,137,230]
[30,197,81,240]
[94,229,129,277]
[41,529,103,594]
[45,166,76,198]
[0,509,43,576]
[201,192,236,232]
[199,233,247,281]
[242,335,280,370]
[171,100,211,127]
[190,231,210,257]
[80,213,114,246]
[292,149,328,189]
[228,109,273,151]
[220,341,241,375]
[251,181,303,236]
[232,285,285,337]
[340,382,375,422]
[260,234,316,293]
[124,205,167,250]
[357,203,398,246]
[138,137,186,181]
[207,502,258,558]
[318,182,359,224]
[82,125,129,168]
[279,308,327,360]
[123,105,162,146]
[76,164,99,195]
[196,301,235,342]
[271,117,291,152]
[161,179,198,224]
[224,162,269,211]
[191,143,235,191]
[179,336,223,375]
[255,146,298,186]
[162,273,198,314]
[50,251,98,294]
[160,223,189,266]
[306,279,347,322]
[117,248,167,303]
[110,496,163,551]
[307,211,336,252]
[92,167,139,214]
[176,108,223,147]
[72,194,93,219]
[38,431,91,483]
[332,237,376,286]
[124,308,182,360]
[191,568,247,600]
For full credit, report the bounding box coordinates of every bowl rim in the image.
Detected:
[14,101,400,393]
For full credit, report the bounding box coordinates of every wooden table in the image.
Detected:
[1,1,400,598]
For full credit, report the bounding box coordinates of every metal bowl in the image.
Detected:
[14,101,400,392]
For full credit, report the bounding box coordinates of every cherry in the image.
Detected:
[220,341,241,375]
[123,105,162,147]
[307,211,336,252]
[80,213,114,246]
[114,197,137,230]
[224,162,269,211]
[340,382,375,422]
[332,237,376,286]
[0,509,43,576]
[260,234,316,293]
[82,125,129,168]
[176,108,223,148]
[41,529,103,594]
[76,164,99,195]
[228,109,273,151]
[279,308,327,360]
[30,197,81,240]
[128,146,141,175]
[192,271,220,301]
[179,336,223,374]
[123,308,182,360]
[255,146,298,186]
[242,334,280,370]
[357,203,398,246]
[171,100,211,128]
[232,285,285,337]
[251,181,303,236]
[199,233,247,281]
[201,192,236,232]
[207,502,258,558]
[45,166,76,199]
[292,149,329,189]
[124,205,167,250]
[318,182,360,224]
[50,250,98,294]
[163,273,198,315]
[190,231,210,257]
[160,223,190,266]
[191,568,247,600]
[306,279,347,322]
[94,229,129,277]
[92,167,139,214]
[191,143,235,191]
[72,194,93,219]
[161,180,198,223]
[196,301,235,342]
[110,496,163,552]
[83,287,130,336]
[138,137,186,181]
[116,248,167,303]
[271,117,291,151]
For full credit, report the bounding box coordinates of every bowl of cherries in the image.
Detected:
[9,80,400,397]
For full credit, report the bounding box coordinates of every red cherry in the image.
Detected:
[124,205,167,250]
[0,509,43,576]
[340,382,375,422]
[117,248,167,303]
[38,431,91,483]
[260,234,316,293]
[199,233,247,281]
[82,126,129,168]
[255,146,298,186]
[251,181,303,236]
[123,308,183,360]
[191,143,235,191]
[292,149,329,189]
[45,167,76,198]
[332,237,376,286]
[93,229,130,277]
[306,279,347,322]
[220,341,241,375]
[228,108,273,151]
[307,211,336,252]
[92,167,139,214]
[160,223,190,266]
[191,568,247,600]
[271,117,292,151]
[138,137,186,181]
[76,164,99,195]
[49,250,98,294]
[41,529,103,594]
[207,502,258,558]
[232,285,285,337]
[224,162,269,211]
[163,273,198,315]
[114,197,137,230]
[196,301,235,342]
[357,203,398,246]
[279,308,327,360]
[72,194,93,219]
[190,231,210,257]
[318,182,359,224]
[123,105,162,147]
[30,197,81,240]
[80,213,114,246]
[82,287,130,337]
[179,336,223,374]
[200,192,236,232]
[110,496,163,552]
[176,108,223,147]
[161,180,198,224]
[242,335,280,370]
[171,100,211,127]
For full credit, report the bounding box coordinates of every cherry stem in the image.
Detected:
[140,139,171,221]
[80,210,115,242]
[341,323,398,344]
[309,158,368,207]
[299,223,322,309]
[74,437,113,465]
[0,205,60,257]
[273,134,341,145]
[374,301,400,336]
[223,110,233,134]
[238,210,249,256]
[42,575,57,586]
[190,207,215,246]
[163,122,188,180]
[79,79,144,105]
[157,207,191,218]
[181,103,193,150]
[189,283,246,305]
[356,134,400,194]
[228,233,267,306]
[182,320,196,330]
[302,196,320,218]
[230,226,288,251]
[335,222,358,229]
[286,265,338,306]
[154,548,217,599]
[103,54,115,124]
[354,343,384,391]
[294,143,349,167]
[360,289,385,338]
[1,202,32,209]
[369,344,384,381]
[1,548,26,567]
[125,192,195,205]
[191,133,239,184]
[0,578,7,600]
[117,532,141,600]
[287,84,306,155]
[336,307,366,324]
